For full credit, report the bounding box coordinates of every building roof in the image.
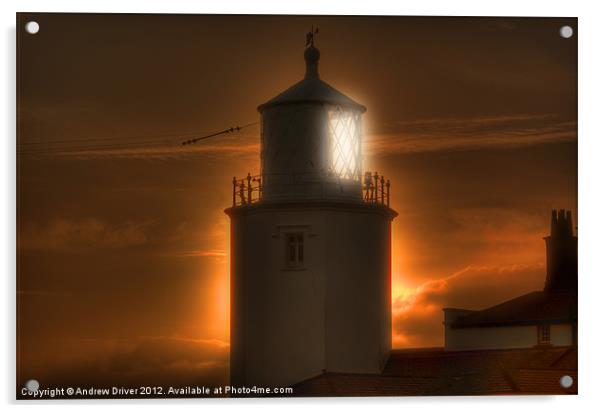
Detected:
[449,290,577,328]
[257,45,366,113]
[293,346,577,396]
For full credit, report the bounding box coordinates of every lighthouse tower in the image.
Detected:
[226,34,397,387]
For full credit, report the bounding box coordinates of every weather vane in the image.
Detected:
[306,25,319,47]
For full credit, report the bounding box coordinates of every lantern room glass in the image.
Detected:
[328,107,362,181]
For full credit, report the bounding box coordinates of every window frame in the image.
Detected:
[284,232,305,269]
[537,324,551,345]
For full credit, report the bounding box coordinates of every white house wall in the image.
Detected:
[444,323,574,350]
[550,324,573,346]
[445,325,537,350]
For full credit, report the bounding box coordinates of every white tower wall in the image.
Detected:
[229,204,393,387]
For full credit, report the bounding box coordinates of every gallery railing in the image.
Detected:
[362,171,391,207]
[232,173,262,206]
[231,171,390,207]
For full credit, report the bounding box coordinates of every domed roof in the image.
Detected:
[257,45,366,113]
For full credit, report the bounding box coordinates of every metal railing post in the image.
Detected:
[232,176,237,206]
[373,172,379,203]
[246,173,252,204]
[386,179,390,207]
[239,180,246,204]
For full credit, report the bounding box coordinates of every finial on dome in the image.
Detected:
[305,25,319,48]
[304,26,320,78]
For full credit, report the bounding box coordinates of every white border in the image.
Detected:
[3,1,602,412]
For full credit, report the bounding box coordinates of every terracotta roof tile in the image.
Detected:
[294,347,577,396]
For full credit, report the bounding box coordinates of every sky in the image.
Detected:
[17,13,577,388]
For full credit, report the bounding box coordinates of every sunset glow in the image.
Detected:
[17,13,576,388]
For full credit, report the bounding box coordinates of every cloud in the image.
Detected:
[20,134,260,160]
[392,263,545,348]
[174,249,227,257]
[105,336,229,379]
[392,205,553,290]
[166,216,231,262]
[19,218,154,251]
[173,249,227,263]
[20,336,230,388]
[367,114,576,155]
[21,114,575,159]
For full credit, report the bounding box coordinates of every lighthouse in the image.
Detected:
[226,32,397,387]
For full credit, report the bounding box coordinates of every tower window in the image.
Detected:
[538,324,551,345]
[285,233,304,268]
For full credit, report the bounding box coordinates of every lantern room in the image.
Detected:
[256,42,367,202]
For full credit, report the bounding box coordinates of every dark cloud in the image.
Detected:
[23,134,260,160]
[19,218,154,251]
[19,336,229,389]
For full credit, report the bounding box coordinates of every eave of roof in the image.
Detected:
[257,76,366,113]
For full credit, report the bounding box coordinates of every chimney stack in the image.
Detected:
[544,209,577,292]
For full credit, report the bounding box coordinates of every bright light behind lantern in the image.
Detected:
[329,108,362,180]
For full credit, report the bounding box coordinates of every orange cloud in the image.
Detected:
[174,249,227,258]
[366,114,576,155]
[392,263,545,348]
